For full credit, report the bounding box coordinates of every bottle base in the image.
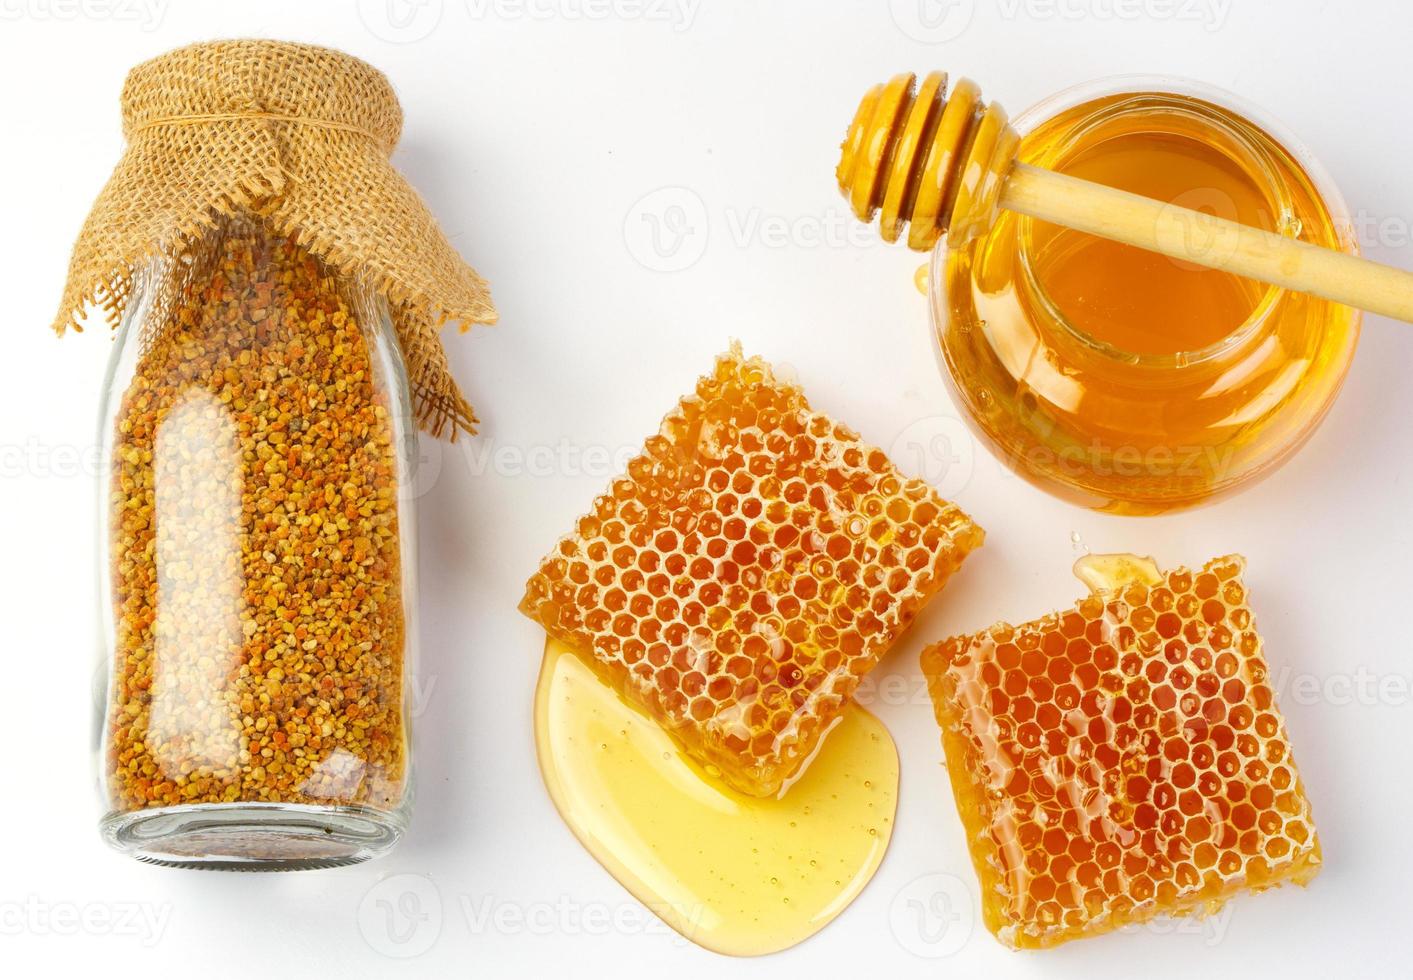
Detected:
[100,802,404,871]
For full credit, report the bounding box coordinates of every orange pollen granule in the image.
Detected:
[106,224,407,814]
[521,346,984,797]
[921,555,1320,949]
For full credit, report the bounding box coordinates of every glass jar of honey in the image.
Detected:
[934,77,1360,513]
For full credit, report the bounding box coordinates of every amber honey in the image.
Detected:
[535,637,898,955]
[522,349,981,954]
[521,346,982,797]
[921,555,1321,948]
[937,81,1360,512]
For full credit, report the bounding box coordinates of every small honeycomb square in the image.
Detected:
[921,556,1320,949]
[522,346,984,797]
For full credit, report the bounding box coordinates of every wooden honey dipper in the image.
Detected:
[839,71,1413,324]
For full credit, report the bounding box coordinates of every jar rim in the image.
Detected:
[1017,86,1299,372]
[1011,73,1354,233]
[1028,91,1294,372]
[931,75,1356,372]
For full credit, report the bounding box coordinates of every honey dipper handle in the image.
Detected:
[1002,162,1413,324]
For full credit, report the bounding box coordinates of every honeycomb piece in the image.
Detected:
[921,555,1320,949]
[522,346,984,797]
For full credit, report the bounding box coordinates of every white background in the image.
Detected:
[2,0,1411,976]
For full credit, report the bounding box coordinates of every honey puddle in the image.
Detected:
[534,637,899,956]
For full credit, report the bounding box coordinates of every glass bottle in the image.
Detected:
[933,77,1360,513]
[95,215,419,869]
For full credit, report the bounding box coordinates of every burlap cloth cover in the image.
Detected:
[51,39,497,437]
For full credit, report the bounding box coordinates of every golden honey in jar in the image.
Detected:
[935,78,1360,513]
